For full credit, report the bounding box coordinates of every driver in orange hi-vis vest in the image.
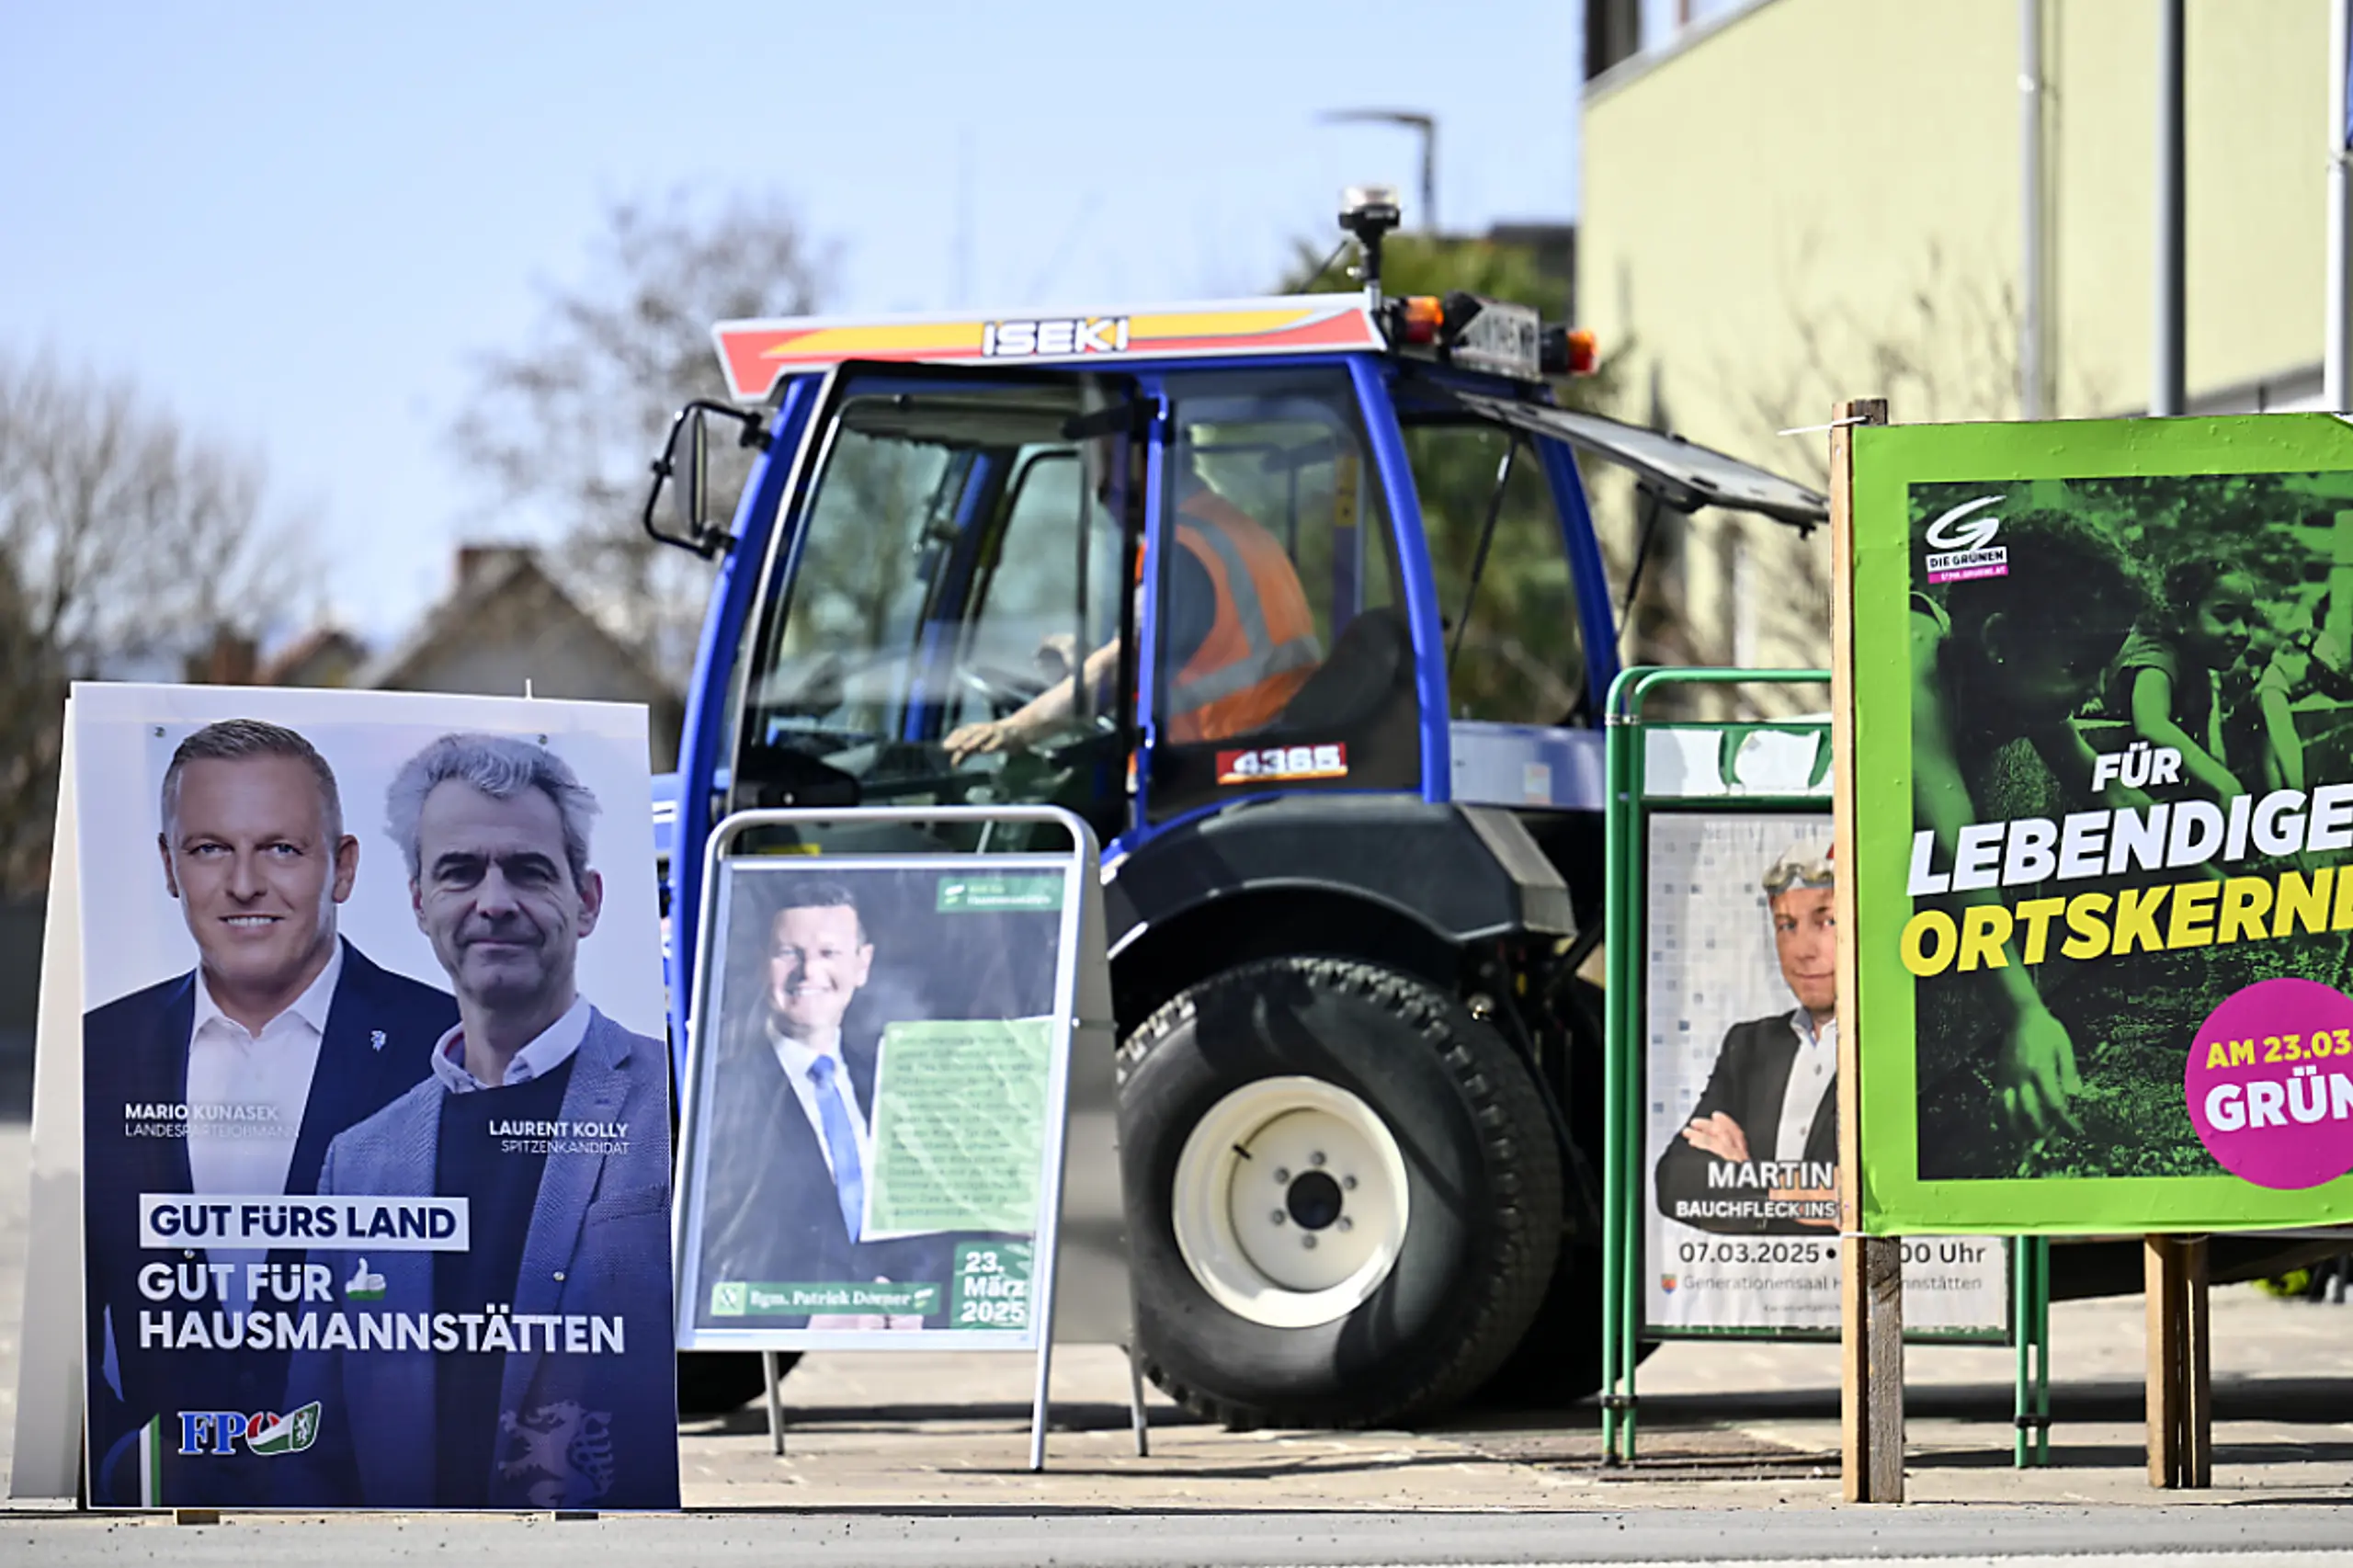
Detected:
[943,457,1322,763]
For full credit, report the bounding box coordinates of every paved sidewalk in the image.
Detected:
[2,1116,2345,1518]
[674,1283,2353,1511]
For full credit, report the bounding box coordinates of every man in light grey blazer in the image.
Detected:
[278,733,676,1511]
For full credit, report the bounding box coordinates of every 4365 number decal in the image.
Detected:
[1215,743,1347,786]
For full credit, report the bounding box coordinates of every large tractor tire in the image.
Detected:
[1118,956,1562,1429]
[1472,974,1651,1410]
[1468,1241,1630,1409]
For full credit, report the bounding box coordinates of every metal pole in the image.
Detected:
[1125,1342,1151,1458]
[2329,0,2353,410]
[762,1350,786,1457]
[2034,1236,2052,1465]
[1420,122,1438,235]
[1598,675,1631,1463]
[2013,1238,2030,1469]
[2153,0,2187,416]
[2020,0,2047,419]
[1619,764,1645,1461]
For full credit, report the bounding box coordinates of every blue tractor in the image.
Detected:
[643,187,1829,1427]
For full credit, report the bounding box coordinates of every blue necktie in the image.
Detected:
[807,1055,864,1242]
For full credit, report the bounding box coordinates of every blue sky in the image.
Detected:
[0,0,1656,650]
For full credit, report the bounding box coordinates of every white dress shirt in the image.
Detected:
[767,1020,875,1182]
[186,940,342,1199]
[428,995,592,1093]
[185,939,343,1312]
[1775,1008,1838,1164]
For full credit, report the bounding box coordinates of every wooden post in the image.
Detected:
[2145,1234,2212,1487]
[1830,396,1903,1504]
[2144,1236,2181,1487]
[2186,1237,2211,1487]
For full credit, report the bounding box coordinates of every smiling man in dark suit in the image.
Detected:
[80,718,455,1507]
[697,877,949,1331]
[1654,838,1840,1236]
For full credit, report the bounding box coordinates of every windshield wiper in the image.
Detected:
[1449,435,1525,673]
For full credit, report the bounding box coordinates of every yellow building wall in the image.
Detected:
[2045,0,2325,408]
[1580,0,2327,711]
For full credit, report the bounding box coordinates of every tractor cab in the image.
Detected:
[650,189,1822,877]
[645,187,1828,1430]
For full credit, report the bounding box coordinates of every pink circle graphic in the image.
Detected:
[2186,977,2353,1191]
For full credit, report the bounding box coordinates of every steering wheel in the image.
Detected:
[956,663,1051,718]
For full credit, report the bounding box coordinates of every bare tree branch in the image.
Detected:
[448,187,835,682]
[0,349,301,896]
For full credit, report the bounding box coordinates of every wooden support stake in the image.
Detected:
[2144,1235,2181,1487]
[2187,1237,2212,1487]
[1829,395,1903,1504]
[2144,1234,2213,1488]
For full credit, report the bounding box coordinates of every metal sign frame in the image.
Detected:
[1598,666,2051,1468]
[668,804,1139,1471]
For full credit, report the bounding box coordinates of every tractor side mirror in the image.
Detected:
[672,406,710,540]
[643,399,768,559]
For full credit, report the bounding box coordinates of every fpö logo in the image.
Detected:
[1923,494,2008,585]
[176,1401,321,1458]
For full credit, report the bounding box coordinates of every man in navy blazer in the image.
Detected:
[278,733,676,1511]
[80,718,454,1508]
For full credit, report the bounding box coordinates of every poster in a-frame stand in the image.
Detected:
[670,804,1140,1471]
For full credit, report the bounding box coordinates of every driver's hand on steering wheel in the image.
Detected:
[945,714,1035,766]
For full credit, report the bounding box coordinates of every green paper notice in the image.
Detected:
[862,1017,1053,1238]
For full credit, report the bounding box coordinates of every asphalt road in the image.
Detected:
[3,1506,2352,1566]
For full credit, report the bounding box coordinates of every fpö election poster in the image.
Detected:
[1643,812,2005,1335]
[1848,414,2353,1233]
[674,857,1074,1350]
[71,684,677,1511]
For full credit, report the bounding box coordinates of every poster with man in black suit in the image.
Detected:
[1642,817,2006,1335]
[79,716,456,1507]
[681,863,1063,1342]
[1653,837,1841,1237]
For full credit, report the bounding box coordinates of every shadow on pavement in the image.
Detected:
[1915,1440,2353,1469]
[1438,1375,2353,1430]
[685,1401,1213,1437]
[1417,1375,2353,1476]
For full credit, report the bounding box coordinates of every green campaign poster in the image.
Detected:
[1850,413,2353,1233]
[863,1018,1054,1238]
[677,856,1074,1344]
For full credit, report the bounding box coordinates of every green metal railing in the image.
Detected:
[1597,665,2052,1468]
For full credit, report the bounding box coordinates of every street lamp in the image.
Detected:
[1318,108,1436,233]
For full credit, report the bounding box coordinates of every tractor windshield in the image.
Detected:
[726,375,1134,819]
